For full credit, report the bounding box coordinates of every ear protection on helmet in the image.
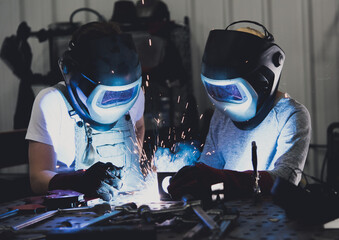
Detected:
[58,40,79,80]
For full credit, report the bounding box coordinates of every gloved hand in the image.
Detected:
[167,162,274,203]
[49,162,123,201]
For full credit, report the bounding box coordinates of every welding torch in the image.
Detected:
[252,141,261,198]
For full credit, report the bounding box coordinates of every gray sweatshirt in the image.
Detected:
[198,96,311,185]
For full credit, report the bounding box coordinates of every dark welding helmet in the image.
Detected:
[59,33,142,131]
[201,20,285,130]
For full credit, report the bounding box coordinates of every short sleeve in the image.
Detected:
[25,87,61,146]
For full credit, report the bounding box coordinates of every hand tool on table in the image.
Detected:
[182,195,220,232]
[0,204,47,221]
[11,202,112,231]
[183,209,220,239]
[0,209,19,220]
[252,141,261,200]
[184,205,239,240]
[78,202,137,228]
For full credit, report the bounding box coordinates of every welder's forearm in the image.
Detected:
[135,117,145,154]
[30,170,57,194]
[28,141,57,194]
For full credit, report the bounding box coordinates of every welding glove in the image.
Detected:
[167,162,274,203]
[49,162,123,201]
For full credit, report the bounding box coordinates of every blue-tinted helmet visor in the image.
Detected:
[98,84,140,108]
[203,80,248,104]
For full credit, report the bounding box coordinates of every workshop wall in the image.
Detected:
[0,0,338,179]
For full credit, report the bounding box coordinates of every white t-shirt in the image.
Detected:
[26,82,145,167]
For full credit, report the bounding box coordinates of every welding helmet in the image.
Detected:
[59,33,142,131]
[201,20,285,130]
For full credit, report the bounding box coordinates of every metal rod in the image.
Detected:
[12,210,59,231]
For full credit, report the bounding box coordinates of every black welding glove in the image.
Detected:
[168,162,274,204]
[49,162,123,201]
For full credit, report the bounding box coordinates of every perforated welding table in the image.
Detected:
[0,196,338,240]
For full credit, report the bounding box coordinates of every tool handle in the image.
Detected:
[252,141,258,174]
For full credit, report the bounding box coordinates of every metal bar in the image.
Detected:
[12,210,59,231]
[78,202,137,228]
[191,205,219,231]
[0,209,19,220]
[78,210,122,228]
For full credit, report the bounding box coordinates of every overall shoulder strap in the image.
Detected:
[53,83,85,170]
[53,83,82,123]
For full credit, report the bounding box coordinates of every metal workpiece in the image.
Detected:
[182,195,220,232]
[138,205,153,223]
[79,202,137,228]
[1,196,339,239]
[183,210,219,239]
[9,202,113,231]
[0,209,19,220]
[12,210,59,231]
[183,204,239,240]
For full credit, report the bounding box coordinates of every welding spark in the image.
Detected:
[147,74,149,80]
[185,102,189,109]
[188,128,191,132]
[177,95,181,103]
[154,142,201,173]
[149,38,152,46]
[199,114,204,119]
[146,81,149,87]
[181,115,185,123]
